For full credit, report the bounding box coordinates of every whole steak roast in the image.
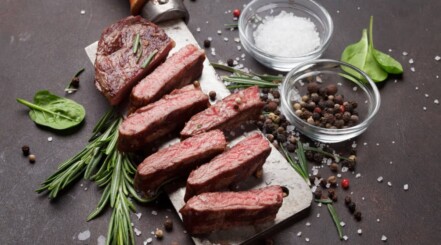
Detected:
[94,16,175,105]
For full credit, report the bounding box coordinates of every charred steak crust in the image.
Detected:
[180,185,284,234]
[95,16,175,105]
[135,130,227,196]
[130,44,206,109]
[184,133,271,201]
[180,86,264,138]
[118,85,209,152]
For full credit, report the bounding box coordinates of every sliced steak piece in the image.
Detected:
[95,16,175,105]
[180,185,284,234]
[130,44,206,110]
[118,85,209,152]
[135,130,227,196]
[180,86,264,138]
[184,133,271,201]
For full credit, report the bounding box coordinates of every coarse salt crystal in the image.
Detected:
[404,184,409,191]
[435,56,441,61]
[377,176,383,183]
[381,235,388,242]
[409,58,414,64]
[253,11,320,57]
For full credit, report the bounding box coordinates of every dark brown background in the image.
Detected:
[1,0,440,244]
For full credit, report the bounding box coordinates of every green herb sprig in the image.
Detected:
[341,16,403,82]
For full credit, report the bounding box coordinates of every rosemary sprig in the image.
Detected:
[303,146,349,162]
[141,49,158,68]
[327,204,344,240]
[279,143,310,186]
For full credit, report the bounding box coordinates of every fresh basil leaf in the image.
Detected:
[17,90,86,130]
[372,49,403,74]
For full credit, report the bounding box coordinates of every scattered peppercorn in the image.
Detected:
[341,178,350,189]
[344,196,352,205]
[354,211,362,221]
[233,9,241,18]
[164,219,173,231]
[227,58,235,67]
[29,154,36,163]
[155,228,164,239]
[209,91,217,101]
[203,39,211,48]
[22,145,30,156]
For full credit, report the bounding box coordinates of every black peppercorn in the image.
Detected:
[164,219,173,231]
[348,202,356,213]
[22,145,30,156]
[71,77,80,88]
[203,39,211,48]
[227,58,234,67]
[344,196,352,205]
[354,211,362,221]
[313,189,323,199]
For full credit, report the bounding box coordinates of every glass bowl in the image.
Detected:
[239,0,333,71]
[280,59,381,143]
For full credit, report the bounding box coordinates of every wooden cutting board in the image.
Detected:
[85,19,312,245]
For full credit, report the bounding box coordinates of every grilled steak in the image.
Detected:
[118,85,209,152]
[184,133,271,201]
[135,130,227,195]
[130,44,206,110]
[95,16,175,105]
[180,185,284,234]
[180,86,264,138]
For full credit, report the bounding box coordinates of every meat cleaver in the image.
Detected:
[84,1,311,244]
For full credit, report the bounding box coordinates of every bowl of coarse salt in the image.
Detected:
[239,0,333,71]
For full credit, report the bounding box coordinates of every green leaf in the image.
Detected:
[17,90,85,130]
[373,50,403,74]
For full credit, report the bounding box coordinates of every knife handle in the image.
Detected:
[141,0,189,24]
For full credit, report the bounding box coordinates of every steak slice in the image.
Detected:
[118,85,209,152]
[130,44,206,110]
[180,185,284,234]
[180,86,264,138]
[135,130,227,196]
[95,16,175,105]
[184,133,271,201]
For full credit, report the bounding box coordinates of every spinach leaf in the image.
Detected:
[17,90,86,130]
[341,29,387,82]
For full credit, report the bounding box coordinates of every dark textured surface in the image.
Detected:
[0,0,440,244]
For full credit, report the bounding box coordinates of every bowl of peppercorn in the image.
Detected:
[239,0,333,71]
[280,59,381,143]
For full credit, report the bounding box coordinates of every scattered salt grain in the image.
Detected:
[377,176,384,183]
[80,10,86,15]
[404,184,409,191]
[151,210,158,216]
[357,229,363,235]
[409,58,414,64]
[410,67,415,72]
[381,235,388,242]
[434,99,439,104]
[387,181,392,187]
[134,228,142,236]
[402,51,408,56]
[435,55,441,61]
[297,231,302,237]
[97,235,106,245]
[217,30,222,35]
[253,11,320,57]
[48,137,53,142]
[78,230,91,241]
